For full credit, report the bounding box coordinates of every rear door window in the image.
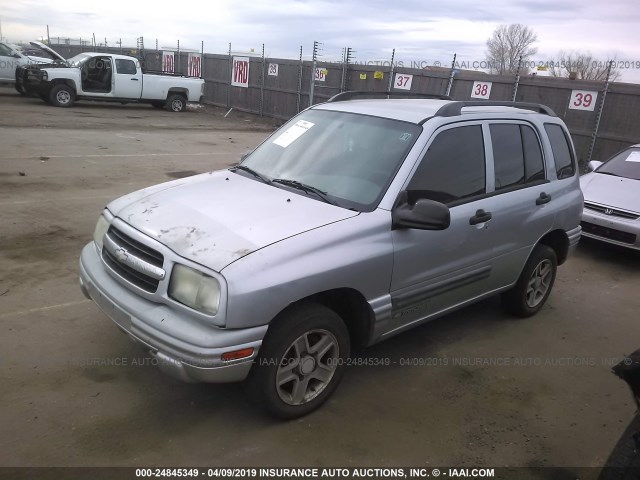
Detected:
[490,123,546,191]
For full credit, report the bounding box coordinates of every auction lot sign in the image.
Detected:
[232,56,250,88]
[568,90,598,111]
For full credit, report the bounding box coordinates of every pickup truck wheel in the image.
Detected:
[49,84,75,108]
[165,94,186,112]
[501,244,557,318]
[247,303,350,419]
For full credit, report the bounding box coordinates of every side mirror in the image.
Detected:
[392,194,450,230]
[587,160,603,172]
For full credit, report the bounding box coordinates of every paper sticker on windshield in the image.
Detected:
[625,151,640,162]
[273,120,315,148]
[399,133,413,141]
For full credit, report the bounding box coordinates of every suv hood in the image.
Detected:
[581,173,640,213]
[108,170,359,271]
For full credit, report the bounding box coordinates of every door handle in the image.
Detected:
[131,78,139,81]
[469,209,492,225]
[536,192,551,205]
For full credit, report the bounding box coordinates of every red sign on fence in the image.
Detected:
[188,54,202,77]
[232,56,249,88]
[162,51,175,74]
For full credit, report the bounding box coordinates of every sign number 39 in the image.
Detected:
[569,90,598,111]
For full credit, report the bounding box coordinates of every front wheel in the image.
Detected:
[165,93,186,112]
[502,244,557,317]
[49,84,75,107]
[247,303,350,419]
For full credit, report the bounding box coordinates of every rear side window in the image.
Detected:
[545,124,575,179]
[407,125,485,204]
[116,59,137,75]
[490,124,545,191]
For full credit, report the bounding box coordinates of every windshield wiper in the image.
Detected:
[272,179,338,206]
[229,165,271,184]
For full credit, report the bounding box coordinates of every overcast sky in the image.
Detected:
[3,0,639,81]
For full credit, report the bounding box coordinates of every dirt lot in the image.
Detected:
[1,87,639,475]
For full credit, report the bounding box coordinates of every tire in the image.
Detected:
[165,93,186,112]
[49,84,75,108]
[246,303,350,419]
[501,244,557,317]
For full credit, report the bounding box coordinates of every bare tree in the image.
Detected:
[486,24,537,75]
[549,51,620,81]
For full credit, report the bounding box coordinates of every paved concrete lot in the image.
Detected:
[1,87,639,472]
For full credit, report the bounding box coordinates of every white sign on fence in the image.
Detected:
[470,81,492,99]
[232,56,250,88]
[568,90,598,111]
[268,63,278,76]
[162,51,175,74]
[188,54,202,77]
[393,73,413,90]
[314,67,327,82]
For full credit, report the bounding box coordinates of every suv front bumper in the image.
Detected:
[79,242,267,383]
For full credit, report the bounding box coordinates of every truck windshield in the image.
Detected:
[239,109,421,211]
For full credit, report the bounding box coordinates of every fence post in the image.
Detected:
[201,41,204,79]
[387,48,395,94]
[586,60,613,166]
[260,43,265,117]
[512,56,522,101]
[309,40,319,107]
[177,40,180,75]
[296,46,303,113]
[445,53,456,97]
[227,43,232,109]
[46,25,50,45]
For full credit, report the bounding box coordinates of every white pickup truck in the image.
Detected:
[16,52,204,112]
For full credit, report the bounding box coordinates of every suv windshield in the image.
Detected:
[239,109,421,211]
[597,147,640,181]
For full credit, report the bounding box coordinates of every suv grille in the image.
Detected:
[102,226,165,293]
[584,202,639,220]
[581,221,637,245]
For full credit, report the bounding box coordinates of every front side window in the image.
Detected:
[545,124,575,179]
[240,109,422,211]
[0,44,14,56]
[407,125,486,205]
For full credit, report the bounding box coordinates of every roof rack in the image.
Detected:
[327,91,452,102]
[434,101,556,117]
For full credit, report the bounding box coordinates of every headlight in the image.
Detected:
[169,264,220,315]
[93,215,110,249]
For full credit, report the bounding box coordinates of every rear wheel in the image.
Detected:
[49,84,75,107]
[502,244,557,317]
[246,303,350,419]
[165,93,186,112]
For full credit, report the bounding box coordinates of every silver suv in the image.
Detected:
[79,95,583,418]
